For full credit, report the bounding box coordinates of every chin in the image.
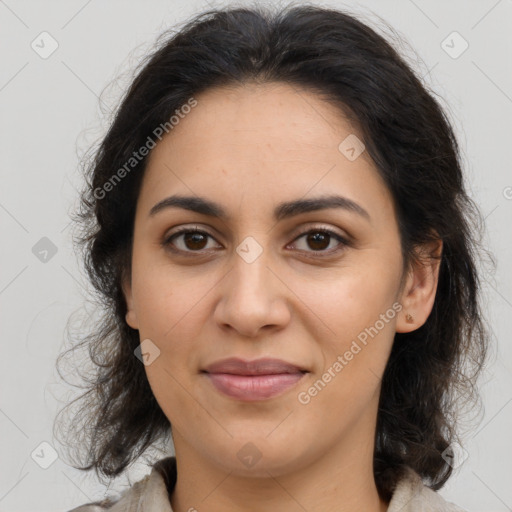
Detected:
[205,438,308,478]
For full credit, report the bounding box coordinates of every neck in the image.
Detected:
[169,426,389,512]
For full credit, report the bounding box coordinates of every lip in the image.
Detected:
[201,357,308,401]
[202,357,307,375]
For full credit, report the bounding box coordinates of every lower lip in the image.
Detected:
[204,372,306,401]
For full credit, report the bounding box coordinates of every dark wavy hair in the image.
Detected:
[54,2,493,502]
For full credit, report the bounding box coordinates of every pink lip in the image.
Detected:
[202,357,308,401]
[203,357,307,375]
[204,373,306,401]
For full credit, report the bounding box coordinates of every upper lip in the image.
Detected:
[202,357,307,375]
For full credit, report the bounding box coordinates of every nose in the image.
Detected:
[212,246,291,338]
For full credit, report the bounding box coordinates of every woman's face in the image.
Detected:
[123,82,439,477]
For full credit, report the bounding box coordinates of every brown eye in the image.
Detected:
[163,228,220,253]
[305,232,330,251]
[181,231,208,250]
[162,226,349,258]
[289,228,349,256]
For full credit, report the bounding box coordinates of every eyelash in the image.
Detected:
[162,225,350,258]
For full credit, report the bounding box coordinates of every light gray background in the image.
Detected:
[1,0,511,511]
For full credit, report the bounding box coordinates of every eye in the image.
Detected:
[162,225,350,257]
[288,226,349,257]
[162,226,221,254]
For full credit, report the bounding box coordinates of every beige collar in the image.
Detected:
[70,457,466,512]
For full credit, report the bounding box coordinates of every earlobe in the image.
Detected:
[122,275,139,330]
[125,308,139,330]
[396,238,443,333]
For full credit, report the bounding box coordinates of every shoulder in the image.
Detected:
[66,457,176,512]
[388,467,467,512]
[66,474,153,512]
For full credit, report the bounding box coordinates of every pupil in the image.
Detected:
[308,232,329,250]
[185,232,207,250]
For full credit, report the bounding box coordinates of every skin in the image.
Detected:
[122,82,442,512]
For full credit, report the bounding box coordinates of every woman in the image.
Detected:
[56,3,490,511]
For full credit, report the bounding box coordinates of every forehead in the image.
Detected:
[137,81,393,224]
[163,81,359,151]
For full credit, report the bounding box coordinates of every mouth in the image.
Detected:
[201,357,308,401]
[202,356,308,375]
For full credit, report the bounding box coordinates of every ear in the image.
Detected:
[122,271,139,330]
[396,237,443,333]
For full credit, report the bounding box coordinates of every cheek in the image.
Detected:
[130,258,215,377]
[295,282,397,433]
[133,269,207,427]
[131,251,206,335]
[292,256,399,392]
[294,260,400,342]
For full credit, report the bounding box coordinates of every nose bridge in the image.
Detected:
[214,233,288,335]
[230,233,274,299]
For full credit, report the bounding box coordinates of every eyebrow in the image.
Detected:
[149,194,371,222]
